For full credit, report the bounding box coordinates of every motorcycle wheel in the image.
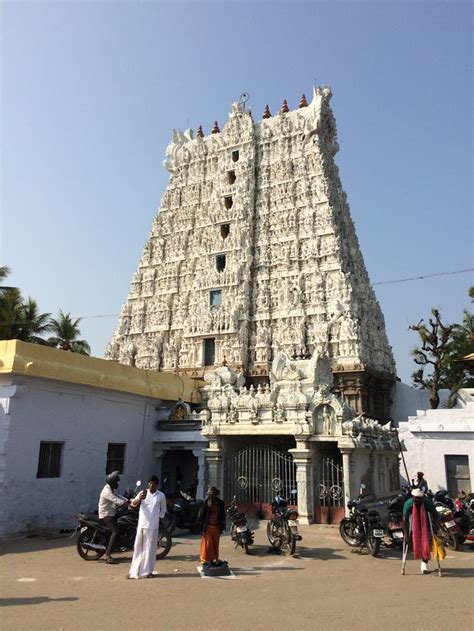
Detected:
[76,529,107,561]
[367,529,381,557]
[267,520,283,549]
[156,529,172,560]
[441,530,460,551]
[339,519,362,547]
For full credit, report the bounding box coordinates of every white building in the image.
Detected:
[0,341,202,537]
[398,388,473,495]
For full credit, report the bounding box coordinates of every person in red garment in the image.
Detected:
[196,486,226,566]
[403,488,438,574]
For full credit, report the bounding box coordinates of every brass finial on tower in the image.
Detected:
[281,99,289,113]
[262,104,271,119]
[299,94,308,108]
[211,120,220,134]
[197,125,204,138]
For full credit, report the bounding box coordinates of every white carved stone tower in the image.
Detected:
[107,86,396,419]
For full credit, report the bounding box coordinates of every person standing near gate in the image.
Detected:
[128,475,167,579]
[196,486,226,566]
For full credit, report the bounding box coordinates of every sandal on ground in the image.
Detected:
[105,557,118,564]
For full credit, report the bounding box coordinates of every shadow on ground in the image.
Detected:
[0,596,79,607]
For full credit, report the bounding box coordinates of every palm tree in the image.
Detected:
[0,265,11,283]
[0,291,52,343]
[0,287,22,340]
[16,298,52,344]
[47,310,91,355]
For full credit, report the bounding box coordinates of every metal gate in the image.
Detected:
[225,445,296,503]
[318,458,344,508]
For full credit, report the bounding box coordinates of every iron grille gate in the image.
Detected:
[225,445,296,503]
[318,458,344,507]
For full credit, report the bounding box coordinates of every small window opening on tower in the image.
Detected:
[224,196,233,210]
[216,254,226,272]
[203,338,216,366]
[220,223,230,239]
[210,289,222,307]
[232,150,239,162]
[227,170,236,185]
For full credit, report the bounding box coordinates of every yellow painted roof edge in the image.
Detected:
[0,340,202,403]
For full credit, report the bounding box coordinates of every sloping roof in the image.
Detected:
[0,340,202,403]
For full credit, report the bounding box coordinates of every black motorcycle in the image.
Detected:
[75,486,172,561]
[163,493,203,535]
[266,494,302,555]
[339,485,384,557]
[227,497,254,554]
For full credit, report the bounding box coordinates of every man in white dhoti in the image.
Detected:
[128,475,167,579]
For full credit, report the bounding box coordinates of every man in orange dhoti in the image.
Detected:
[196,486,226,566]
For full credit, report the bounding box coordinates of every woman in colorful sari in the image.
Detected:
[196,486,226,566]
[403,488,438,574]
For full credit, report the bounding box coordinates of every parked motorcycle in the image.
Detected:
[267,494,302,555]
[339,484,384,557]
[454,494,474,543]
[163,492,203,534]
[431,490,474,546]
[433,502,461,551]
[74,481,172,561]
[385,489,410,548]
[227,497,254,554]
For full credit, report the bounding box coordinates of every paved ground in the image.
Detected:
[1,523,473,631]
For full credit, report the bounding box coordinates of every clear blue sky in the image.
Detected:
[1,1,473,383]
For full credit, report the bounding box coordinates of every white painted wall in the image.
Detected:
[390,381,450,426]
[397,389,474,492]
[0,375,173,537]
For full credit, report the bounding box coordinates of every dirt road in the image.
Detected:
[1,524,473,630]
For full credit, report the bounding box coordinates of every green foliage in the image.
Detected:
[0,266,90,354]
[410,290,474,408]
[47,310,91,355]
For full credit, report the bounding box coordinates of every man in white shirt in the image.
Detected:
[128,475,167,579]
[98,471,129,564]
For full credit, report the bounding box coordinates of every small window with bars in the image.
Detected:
[36,442,63,478]
[106,443,126,474]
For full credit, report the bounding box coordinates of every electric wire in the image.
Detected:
[0,267,472,326]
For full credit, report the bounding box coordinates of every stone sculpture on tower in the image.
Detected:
[107,86,396,419]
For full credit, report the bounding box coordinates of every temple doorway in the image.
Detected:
[314,442,344,524]
[161,450,198,498]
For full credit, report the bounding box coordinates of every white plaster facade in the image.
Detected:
[398,389,474,494]
[0,342,204,537]
[106,86,395,383]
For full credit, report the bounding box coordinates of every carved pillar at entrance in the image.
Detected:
[289,444,314,525]
[192,449,206,499]
[203,439,224,492]
[340,448,353,517]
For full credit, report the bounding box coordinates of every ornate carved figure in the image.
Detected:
[107,87,395,386]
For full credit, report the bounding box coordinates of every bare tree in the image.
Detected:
[409,308,455,409]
